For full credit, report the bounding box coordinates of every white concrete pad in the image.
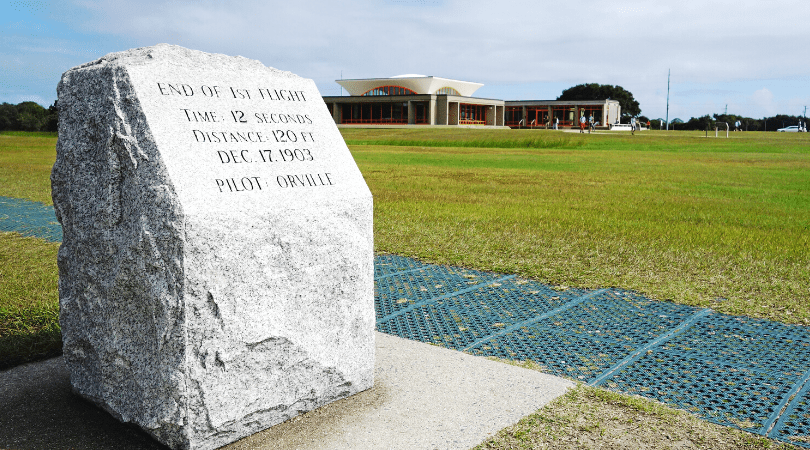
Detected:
[0,332,572,450]
[225,332,574,450]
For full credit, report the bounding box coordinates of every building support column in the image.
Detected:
[331,102,341,124]
[522,106,528,128]
[407,100,415,125]
[435,96,447,125]
[602,103,608,127]
[448,102,459,126]
[429,97,437,125]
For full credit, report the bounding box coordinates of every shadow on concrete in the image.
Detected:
[0,356,168,450]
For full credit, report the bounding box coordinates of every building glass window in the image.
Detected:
[579,105,604,126]
[435,87,461,96]
[459,104,486,125]
[553,105,575,127]
[340,102,409,124]
[414,102,429,124]
[362,85,417,96]
[505,106,522,127]
[528,107,549,127]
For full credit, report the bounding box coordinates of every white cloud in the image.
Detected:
[64,0,810,82]
[752,88,776,116]
[3,0,810,117]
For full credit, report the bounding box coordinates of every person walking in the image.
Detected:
[646,120,651,131]
[579,113,587,133]
[554,117,559,130]
[631,117,636,135]
[588,114,594,133]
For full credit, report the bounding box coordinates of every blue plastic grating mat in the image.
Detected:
[596,314,810,438]
[375,254,810,447]
[376,275,590,351]
[0,196,62,242]
[375,253,432,279]
[6,198,810,446]
[465,289,706,382]
[771,378,810,445]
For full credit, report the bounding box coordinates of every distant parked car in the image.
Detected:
[777,126,799,132]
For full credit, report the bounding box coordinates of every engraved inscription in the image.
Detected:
[155,80,333,195]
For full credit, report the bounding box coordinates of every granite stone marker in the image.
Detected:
[51,44,374,450]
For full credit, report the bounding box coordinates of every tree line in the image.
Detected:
[0,101,59,132]
[0,98,804,133]
[558,83,641,119]
[559,84,806,131]
[649,113,806,131]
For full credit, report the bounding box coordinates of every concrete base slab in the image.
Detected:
[0,332,572,450]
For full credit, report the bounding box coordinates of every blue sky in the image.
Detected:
[2,0,808,120]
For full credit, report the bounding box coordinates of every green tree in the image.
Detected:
[557,83,641,120]
[44,101,58,132]
[0,102,16,131]
[15,101,47,131]
[680,114,714,131]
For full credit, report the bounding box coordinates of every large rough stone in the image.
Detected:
[51,44,374,450]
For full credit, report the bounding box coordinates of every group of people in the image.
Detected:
[578,114,596,133]
[628,117,651,135]
[567,114,657,134]
[577,115,607,133]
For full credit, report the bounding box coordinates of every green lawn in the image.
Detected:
[2,128,809,366]
[0,128,807,447]
[344,128,810,325]
[0,132,57,205]
[0,132,61,368]
[0,233,60,369]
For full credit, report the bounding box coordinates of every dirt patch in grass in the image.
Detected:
[475,381,799,450]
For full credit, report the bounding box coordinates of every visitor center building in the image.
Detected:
[322,75,621,129]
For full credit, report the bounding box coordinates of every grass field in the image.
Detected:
[344,128,810,325]
[343,129,810,324]
[0,233,60,369]
[1,128,808,448]
[0,132,61,368]
[0,132,57,205]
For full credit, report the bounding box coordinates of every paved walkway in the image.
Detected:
[0,333,571,450]
[3,196,810,447]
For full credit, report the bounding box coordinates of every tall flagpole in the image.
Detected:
[666,69,670,131]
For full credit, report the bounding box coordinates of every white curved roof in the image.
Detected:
[336,75,483,97]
